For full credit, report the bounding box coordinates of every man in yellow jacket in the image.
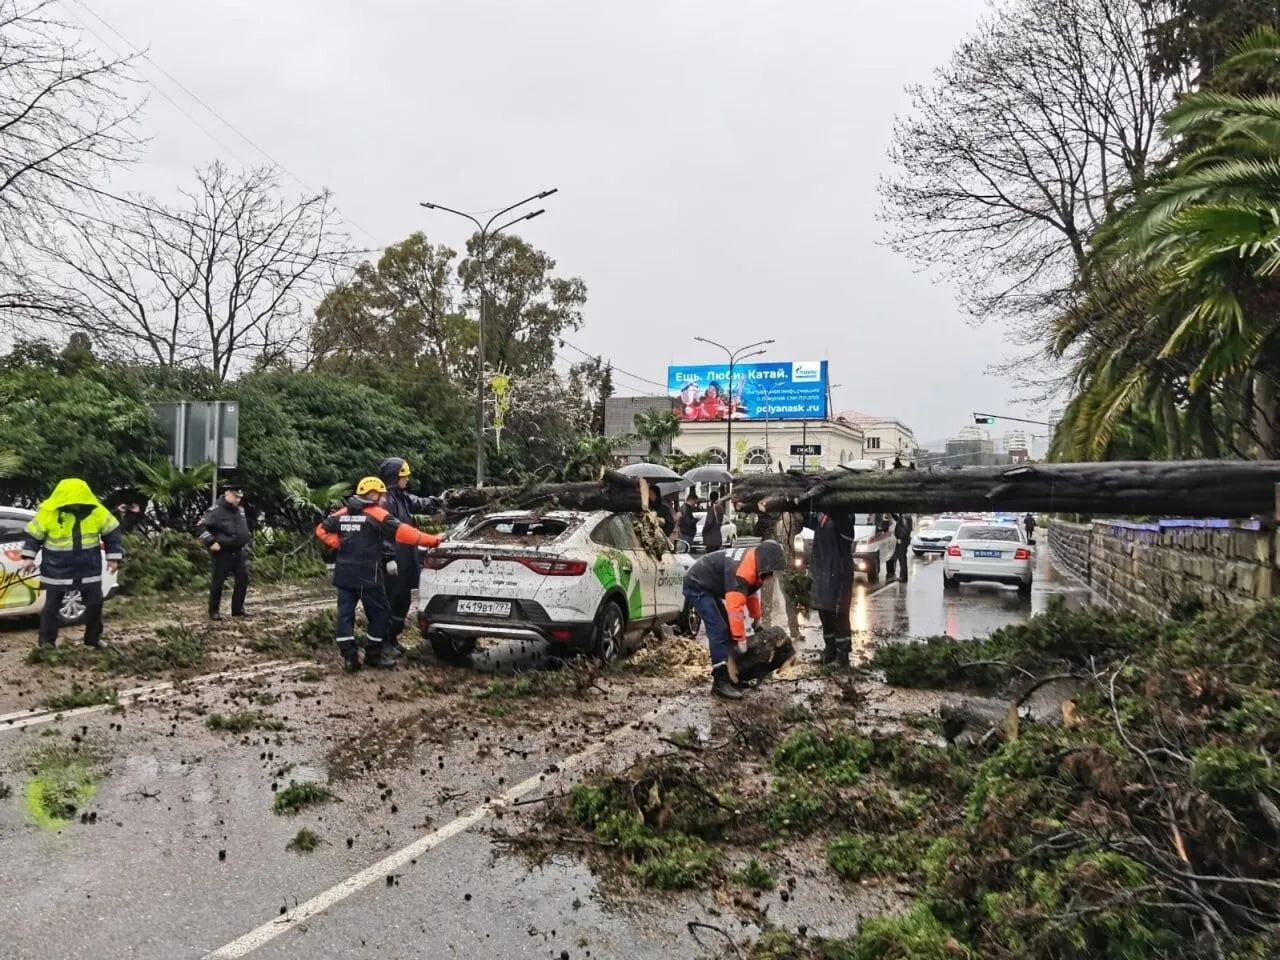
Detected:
[20,478,123,649]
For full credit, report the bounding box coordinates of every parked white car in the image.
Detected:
[942,522,1033,596]
[0,507,119,624]
[913,517,964,556]
[418,510,696,663]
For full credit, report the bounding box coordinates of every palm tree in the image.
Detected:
[282,477,352,517]
[1095,29,1280,456]
[632,409,682,464]
[563,434,626,480]
[134,458,216,528]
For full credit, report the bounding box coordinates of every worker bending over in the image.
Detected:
[682,540,786,700]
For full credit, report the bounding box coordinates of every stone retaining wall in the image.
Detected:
[1047,518,1276,617]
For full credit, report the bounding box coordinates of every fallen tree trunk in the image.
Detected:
[439,460,1280,522]
[440,470,654,518]
[735,460,1280,518]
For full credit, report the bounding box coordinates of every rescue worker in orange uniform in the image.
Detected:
[315,477,441,672]
[682,540,787,700]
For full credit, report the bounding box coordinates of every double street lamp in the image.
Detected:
[420,188,559,487]
[693,336,775,470]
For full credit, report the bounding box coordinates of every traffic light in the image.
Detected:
[974,414,996,425]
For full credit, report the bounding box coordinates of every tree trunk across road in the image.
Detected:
[736,460,1280,518]
[438,461,1280,521]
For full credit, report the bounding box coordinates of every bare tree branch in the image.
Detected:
[37,162,352,378]
[879,0,1185,341]
[0,0,143,325]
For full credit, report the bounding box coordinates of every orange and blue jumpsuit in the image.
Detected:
[682,546,766,671]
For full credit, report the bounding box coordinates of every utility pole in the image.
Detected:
[693,337,773,472]
[420,188,558,487]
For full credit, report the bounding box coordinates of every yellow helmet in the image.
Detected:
[398,460,412,478]
[356,476,387,497]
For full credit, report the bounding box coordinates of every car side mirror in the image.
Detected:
[673,539,690,555]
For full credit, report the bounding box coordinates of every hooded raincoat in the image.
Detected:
[21,479,123,587]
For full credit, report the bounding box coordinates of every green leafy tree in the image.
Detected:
[0,343,162,502]
[1147,0,1280,85]
[459,233,587,375]
[310,232,471,378]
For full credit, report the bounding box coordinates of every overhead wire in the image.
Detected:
[60,0,385,249]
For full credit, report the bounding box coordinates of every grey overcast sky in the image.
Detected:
[83,0,1043,446]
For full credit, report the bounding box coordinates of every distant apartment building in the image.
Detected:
[1002,429,1032,454]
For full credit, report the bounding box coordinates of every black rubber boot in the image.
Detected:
[337,639,361,673]
[711,666,745,701]
[834,639,852,669]
[820,633,838,665]
[363,641,397,670]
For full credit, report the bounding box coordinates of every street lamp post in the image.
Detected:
[693,337,774,471]
[420,188,558,487]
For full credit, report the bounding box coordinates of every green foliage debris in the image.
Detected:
[273,781,332,815]
[23,742,106,830]
[206,710,286,734]
[287,828,320,853]
[43,684,117,711]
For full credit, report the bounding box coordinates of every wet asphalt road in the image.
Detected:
[0,548,1086,960]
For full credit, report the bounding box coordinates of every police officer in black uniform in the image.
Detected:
[198,485,252,620]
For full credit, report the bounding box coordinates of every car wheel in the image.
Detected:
[1017,580,1033,598]
[677,600,702,638]
[912,549,924,558]
[56,590,88,626]
[429,634,477,664]
[943,573,960,592]
[592,599,626,664]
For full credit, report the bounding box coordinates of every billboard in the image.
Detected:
[667,361,828,422]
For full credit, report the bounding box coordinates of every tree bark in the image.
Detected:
[737,460,1280,518]
[441,460,1280,524]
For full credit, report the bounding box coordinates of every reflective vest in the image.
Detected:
[21,479,123,587]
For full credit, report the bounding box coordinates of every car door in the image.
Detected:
[0,514,38,615]
[589,514,648,627]
[609,514,658,627]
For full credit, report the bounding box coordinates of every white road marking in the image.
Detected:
[202,695,690,959]
[0,660,309,732]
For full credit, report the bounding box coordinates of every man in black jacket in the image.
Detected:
[804,510,857,666]
[677,491,699,548]
[316,477,441,672]
[198,486,251,620]
[376,458,441,653]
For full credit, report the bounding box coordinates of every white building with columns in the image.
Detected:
[674,418,866,474]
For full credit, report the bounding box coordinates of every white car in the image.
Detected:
[913,517,964,556]
[418,510,696,663]
[691,508,738,552]
[942,522,1033,596]
[0,507,119,624]
[793,512,899,583]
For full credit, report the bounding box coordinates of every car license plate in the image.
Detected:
[456,599,511,616]
[974,550,1003,559]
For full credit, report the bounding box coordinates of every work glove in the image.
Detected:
[734,637,750,655]
[385,560,398,578]
[751,618,764,634]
